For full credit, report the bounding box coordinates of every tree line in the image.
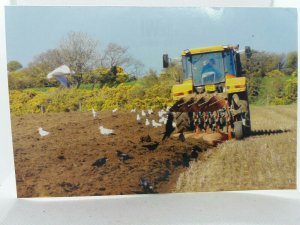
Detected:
[7,32,297,107]
[8,31,144,89]
[240,50,297,104]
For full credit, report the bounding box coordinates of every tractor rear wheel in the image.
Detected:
[234,121,244,140]
[174,112,194,133]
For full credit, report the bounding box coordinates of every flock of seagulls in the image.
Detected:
[36,106,196,194]
[37,107,173,138]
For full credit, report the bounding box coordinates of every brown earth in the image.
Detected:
[11,110,212,197]
[11,105,296,197]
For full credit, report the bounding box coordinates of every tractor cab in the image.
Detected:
[164,45,243,99]
[182,46,242,91]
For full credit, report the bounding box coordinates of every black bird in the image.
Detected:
[92,157,108,167]
[190,147,199,160]
[116,150,131,161]
[182,153,190,167]
[142,141,159,151]
[162,113,175,141]
[178,132,185,142]
[139,177,154,193]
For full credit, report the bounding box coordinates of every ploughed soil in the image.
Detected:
[11,111,212,197]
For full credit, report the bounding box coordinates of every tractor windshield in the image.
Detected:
[182,50,236,86]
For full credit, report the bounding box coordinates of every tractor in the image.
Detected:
[163,45,251,140]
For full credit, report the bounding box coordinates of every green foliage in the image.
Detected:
[266,69,285,77]
[284,51,297,74]
[284,76,297,103]
[240,49,297,105]
[7,60,23,72]
[140,69,159,88]
[249,76,297,105]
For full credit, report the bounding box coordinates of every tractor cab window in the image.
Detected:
[182,56,192,80]
[223,50,236,76]
[191,52,225,86]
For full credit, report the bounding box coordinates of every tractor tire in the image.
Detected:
[234,121,244,140]
[174,112,194,133]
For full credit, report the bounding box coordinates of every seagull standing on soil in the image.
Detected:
[158,110,166,118]
[151,120,162,128]
[145,119,150,127]
[131,108,136,113]
[136,114,141,123]
[92,108,97,118]
[141,110,146,117]
[38,127,50,137]
[99,126,115,135]
[112,108,118,113]
[159,117,164,123]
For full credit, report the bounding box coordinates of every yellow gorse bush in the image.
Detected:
[9,83,174,115]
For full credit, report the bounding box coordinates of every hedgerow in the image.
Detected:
[9,83,174,115]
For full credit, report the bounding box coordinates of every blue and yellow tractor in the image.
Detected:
[163,45,251,140]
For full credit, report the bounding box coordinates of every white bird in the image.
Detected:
[92,108,97,118]
[141,110,146,117]
[130,108,136,113]
[172,121,177,128]
[112,108,118,113]
[158,110,167,117]
[152,120,162,128]
[163,118,168,125]
[38,127,50,137]
[145,119,150,126]
[158,117,165,123]
[147,109,153,115]
[99,126,115,135]
[136,114,141,123]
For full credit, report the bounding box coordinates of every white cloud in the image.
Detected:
[196,7,224,21]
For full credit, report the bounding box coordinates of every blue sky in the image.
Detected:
[5,7,297,73]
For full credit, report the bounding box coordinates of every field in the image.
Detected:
[11,105,296,197]
[175,104,297,192]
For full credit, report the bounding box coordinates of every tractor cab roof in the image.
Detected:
[181,45,239,56]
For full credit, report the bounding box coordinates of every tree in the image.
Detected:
[240,50,282,77]
[284,51,297,75]
[7,60,22,72]
[101,43,132,68]
[126,58,145,77]
[29,48,64,72]
[59,31,100,88]
[141,69,159,88]
[161,59,183,82]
